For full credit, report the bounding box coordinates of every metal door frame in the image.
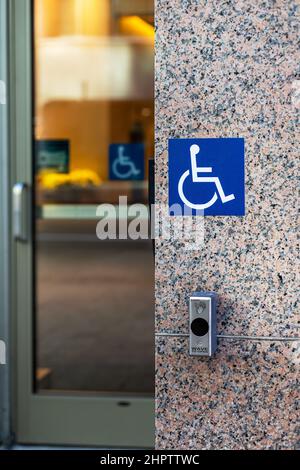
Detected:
[8,0,154,447]
[0,0,12,448]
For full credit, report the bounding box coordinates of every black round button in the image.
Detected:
[191,318,209,336]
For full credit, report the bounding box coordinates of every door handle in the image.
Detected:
[13,183,30,242]
[148,159,155,257]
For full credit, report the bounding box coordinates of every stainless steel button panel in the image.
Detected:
[189,292,217,357]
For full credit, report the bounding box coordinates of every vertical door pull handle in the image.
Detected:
[13,183,30,242]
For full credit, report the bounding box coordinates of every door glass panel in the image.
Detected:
[33,0,154,394]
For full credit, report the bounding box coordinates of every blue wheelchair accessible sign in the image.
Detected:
[109,143,144,181]
[169,138,245,216]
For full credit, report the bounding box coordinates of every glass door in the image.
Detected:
[11,0,154,447]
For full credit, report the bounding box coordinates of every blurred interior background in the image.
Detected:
[34,0,154,394]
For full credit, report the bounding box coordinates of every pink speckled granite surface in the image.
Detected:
[156,338,299,449]
[155,0,299,449]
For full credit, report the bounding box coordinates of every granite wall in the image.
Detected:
[155,0,299,449]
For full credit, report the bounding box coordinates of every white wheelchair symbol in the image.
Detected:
[178,144,235,210]
[112,146,141,179]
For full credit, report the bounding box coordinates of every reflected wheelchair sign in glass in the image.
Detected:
[169,138,245,216]
[109,143,144,181]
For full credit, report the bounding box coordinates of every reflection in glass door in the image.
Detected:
[33,0,154,395]
[11,0,153,447]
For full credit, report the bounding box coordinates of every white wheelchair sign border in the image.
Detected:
[169,138,245,216]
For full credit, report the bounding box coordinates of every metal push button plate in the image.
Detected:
[189,292,217,357]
